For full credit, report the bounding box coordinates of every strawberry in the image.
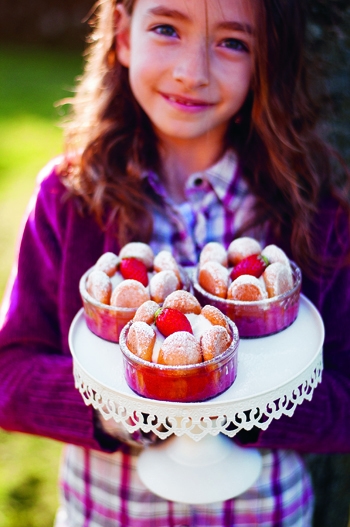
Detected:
[119,257,149,287]
[230,254,269,281]
[155,307,193,337]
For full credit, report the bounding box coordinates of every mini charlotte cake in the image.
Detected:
[80,243,190,342]
[119,290,239,402]
[192,238,302,338]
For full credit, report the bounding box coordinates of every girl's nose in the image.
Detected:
[172,43,210,89]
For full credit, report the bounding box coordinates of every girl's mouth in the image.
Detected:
[161,93,214,111]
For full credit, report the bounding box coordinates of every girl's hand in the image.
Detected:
[94,410,161,447]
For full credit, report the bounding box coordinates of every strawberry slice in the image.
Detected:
[230,254,269,281]
[119,257,149,287]
[155,307,193,337]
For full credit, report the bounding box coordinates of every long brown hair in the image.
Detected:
[61,0,350,273]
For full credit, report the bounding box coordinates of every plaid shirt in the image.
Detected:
[145,150,259,265]
[55,151,313,527]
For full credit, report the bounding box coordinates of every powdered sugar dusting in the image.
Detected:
[199,261,229,297]
[263,262,293,297]
[187,313,213,339]
[88,269,110,290]
[204,261,228,282]
[130,321,155,345]
[87,270,112,303]
[227,237,262,265]
[199,242,228,267]
[95,252,119,276]
[153,250,179,275]
[261,245,290,267]
[134,300,160,324]
[111,279,150,308]
[127,321,156,360]
[200,304,230,331]
[160,332,202,365]
[163,290,201,314]
[119,242,154,269]
[228,274,268,301]
[201,325,231,360]
[149,270,179,303]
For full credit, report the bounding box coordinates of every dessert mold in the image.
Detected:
[80,266,191,343]
[192,261,302,338]
[119,319,239,402]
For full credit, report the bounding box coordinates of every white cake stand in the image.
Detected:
[69,295,324,504]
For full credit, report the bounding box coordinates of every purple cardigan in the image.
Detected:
[0,161,349,453]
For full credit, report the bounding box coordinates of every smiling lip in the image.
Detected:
[161,93,215,111]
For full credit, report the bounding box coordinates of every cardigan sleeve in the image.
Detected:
[249,201,350,453]
[0,164,120,452]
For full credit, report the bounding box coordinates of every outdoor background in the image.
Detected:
[0,1,349,526]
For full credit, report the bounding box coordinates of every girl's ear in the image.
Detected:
[115,5,131,67]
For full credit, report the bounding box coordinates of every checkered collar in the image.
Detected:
[143,149,240,204]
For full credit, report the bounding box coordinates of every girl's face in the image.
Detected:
[117,0,254,148]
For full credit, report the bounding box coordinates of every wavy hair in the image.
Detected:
[61,0,350,274]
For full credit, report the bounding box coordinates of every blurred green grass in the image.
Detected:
[0,44,83,527]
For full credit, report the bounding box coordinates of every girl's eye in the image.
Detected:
[220,38,249,53]
[152,24,178,38]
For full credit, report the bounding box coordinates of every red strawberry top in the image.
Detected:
[126,291,234,367]
[86,242,186,309]
[155,307,193,337]
[120,257,149,287]
[230,254,269,281]
[198,238,295,302]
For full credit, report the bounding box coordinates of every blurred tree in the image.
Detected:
[0,0,93,48]
[305,0,350,164]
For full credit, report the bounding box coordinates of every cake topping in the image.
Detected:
[201,325,232,361]
[95,252,120,277]
[127,321,156,361]
[227,274,268,301]
[119,257,149,287]
[155,307,193,337]
[133,300,160,324]
[227,237,262,266]
[197,237,295,302]
[163,290,201,314]
[126,292,234,367]
[158,332,202,366]
[261,244,291,268]
[200,304,231,333]
[153,250,182,282]
[119,242,154,270]
[110,279,150,308]
[230,254,269,281]
[85,244,188,312]
[198,261,229,298]
[149,270,180,303]
[187,313,214,340]
[263,262,293,297]
[199,241,228,268]
[86,269,112,304]
[82,243,190,343]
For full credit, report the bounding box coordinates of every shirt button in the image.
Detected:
[193,177,204,187]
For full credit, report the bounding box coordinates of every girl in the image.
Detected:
[0,0,349,526]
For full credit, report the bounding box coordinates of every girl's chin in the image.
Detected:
[152,122,228,146]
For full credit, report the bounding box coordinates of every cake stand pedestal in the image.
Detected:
[137,427,263,503]
[69,295,324,504]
